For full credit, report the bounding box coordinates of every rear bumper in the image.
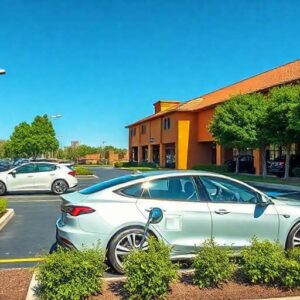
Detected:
[55,218,111,250]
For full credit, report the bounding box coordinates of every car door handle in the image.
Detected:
[50,173,55,176]
[27,175,34,178]
[214,209,230,215]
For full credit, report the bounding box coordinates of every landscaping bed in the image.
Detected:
[93,276,300,300]
[1,269,299,300]
[0,268,33,300]
[75,166,94,175]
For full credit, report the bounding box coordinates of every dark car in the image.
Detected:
[0,160,12,172]
[226,155,255,174]
[268,154,300,177]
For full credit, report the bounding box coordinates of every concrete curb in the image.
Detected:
[245,181,300,192]
[26,272,38,300]
[0,208,15,231]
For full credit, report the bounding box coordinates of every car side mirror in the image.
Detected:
[9,170,16,176]
[257,194,272,207]
[139,208,163,249]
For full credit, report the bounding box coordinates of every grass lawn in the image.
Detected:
[193,165,300,186]
[76,164,113,168]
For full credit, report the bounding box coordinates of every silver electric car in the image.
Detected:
[55,171,300,273]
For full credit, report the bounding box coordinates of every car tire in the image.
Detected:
[108,227,153,274]
[52,179,68,195]
[286,222,300,249]
[0,181,6,196]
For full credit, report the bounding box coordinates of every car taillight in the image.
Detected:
[279,162,285,166]
[68,170,76,177]
[65,206,95,216]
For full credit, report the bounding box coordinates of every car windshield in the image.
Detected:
[79,174,144,195]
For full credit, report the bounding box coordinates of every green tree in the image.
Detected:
[209,93,266,174]
[265,85,300,179]
[6,115,59,159]
[0,140,7,158]
[31,115,59,158]
[6,122,32,158]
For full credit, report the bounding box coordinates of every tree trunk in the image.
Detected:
[284,144,291,180]
[261,146,267,177]
[235,149,240,174]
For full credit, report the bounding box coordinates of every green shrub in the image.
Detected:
[192,239,236,288]
[114,161,158,168]
[35,247,105,300]
[192,164,228,173]
[74,166,93,175]
[240,239,285,284]
[292,167,300,177]
[0,198,7,217]
[287,247,300,263]
[123,237,178,300]
[279,258,300,288]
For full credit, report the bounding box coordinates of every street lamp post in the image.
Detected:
[50,114,63,158]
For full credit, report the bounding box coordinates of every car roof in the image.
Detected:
[134,170,222,178]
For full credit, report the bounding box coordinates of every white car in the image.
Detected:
[0,162,78,195]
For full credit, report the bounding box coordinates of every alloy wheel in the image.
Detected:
[293,227,300,247]
[114,232,148,267]
[53,180,67,194]
[0,182,5,195]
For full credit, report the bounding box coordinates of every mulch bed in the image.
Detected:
[1,268,300,300]
[93,274,300,300]
[0,268,33,300]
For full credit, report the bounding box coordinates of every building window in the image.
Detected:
[163,117,171,130]
[141,124,147,135]
[130,127,136,137]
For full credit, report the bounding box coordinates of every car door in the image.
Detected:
[199,175,279,248]
[35,163,57,189]
[6,163,38,191]
[135,175,212,256]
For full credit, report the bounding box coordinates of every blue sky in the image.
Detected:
[0,0,299,148]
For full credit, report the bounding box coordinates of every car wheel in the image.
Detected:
[108,227,152,274]
[0,181,6,196]
[286,222,300,249]
[52,179,68,195]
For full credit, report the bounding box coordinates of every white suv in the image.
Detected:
[0,162,78,195]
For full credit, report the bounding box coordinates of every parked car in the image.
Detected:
[54,170,300,273]
[13,158,30,167]
[268,154,300,177]
[0,160,13,172]
[0,162,78,195]
[226,155,255,174]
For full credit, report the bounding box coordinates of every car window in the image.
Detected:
[119,183,143,198]
[140,176,198,201]
[37,164,57,172]
[200,176,259,204]
[15,164,37,174]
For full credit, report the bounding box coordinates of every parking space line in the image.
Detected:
[8,199,61,203]
[0,257,45,263]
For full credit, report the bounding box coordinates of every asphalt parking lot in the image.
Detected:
[0,167,299,272]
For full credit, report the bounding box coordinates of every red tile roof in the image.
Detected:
[127,59,300,127]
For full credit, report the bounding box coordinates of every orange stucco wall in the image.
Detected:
[140,122,150,146]
[197,109,214,142]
